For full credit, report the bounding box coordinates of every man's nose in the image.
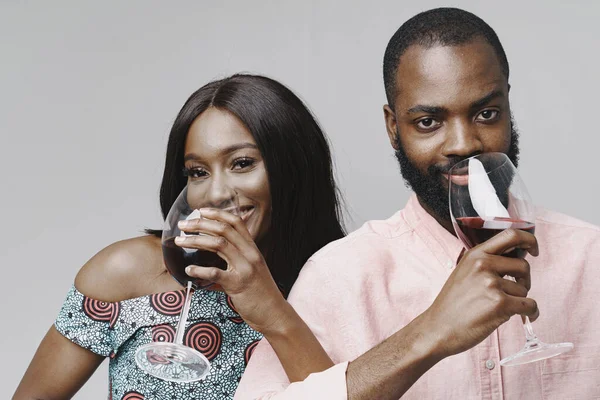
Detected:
[442,119,484,158]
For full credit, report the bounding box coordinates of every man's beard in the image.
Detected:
[394,117,520,222]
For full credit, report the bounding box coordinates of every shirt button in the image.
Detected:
[485,359,495,370]
[446,260,454,269]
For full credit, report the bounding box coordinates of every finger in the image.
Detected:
[480,229,539,257]
[505,295,539,321]
[499,278,528,298]
[487,255,531,291]
[185,265,231,288]
[178,212,257,256]
[175,232,229,252]
[174,234,247,271]
[198,208,254,242]
[180,210,264,267]
[516,277,529,292]
[179,217,243,242]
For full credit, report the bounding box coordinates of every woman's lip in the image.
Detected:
[443,173,470,185]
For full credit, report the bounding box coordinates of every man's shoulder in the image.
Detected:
[535,207,600,253]
[288,209,414,310]
[307,209,413,265]
[536,207,600,234]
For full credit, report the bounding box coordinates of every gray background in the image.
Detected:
[2,1,598,398]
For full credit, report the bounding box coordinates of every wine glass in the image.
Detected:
[135,185,240,382]
[448,152,573,367]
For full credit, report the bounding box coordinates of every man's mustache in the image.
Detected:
[429,156,473,175]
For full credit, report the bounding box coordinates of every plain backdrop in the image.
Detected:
[2,1,599,398]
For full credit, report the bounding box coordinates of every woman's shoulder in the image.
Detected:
[74,235,165,303]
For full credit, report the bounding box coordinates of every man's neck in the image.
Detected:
[416,196,456,236]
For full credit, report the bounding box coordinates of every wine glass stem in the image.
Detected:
[174,281,193,346]
[522,316,538,342]
[507,275,539,342]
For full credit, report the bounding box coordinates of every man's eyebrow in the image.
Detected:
[469,90,505,111]
[405,90,505,115]
[406,105,447,115]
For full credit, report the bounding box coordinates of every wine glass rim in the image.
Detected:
[448,152,512,176]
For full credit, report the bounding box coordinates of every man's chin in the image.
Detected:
[423,200,451,222]
[414,186,451,222]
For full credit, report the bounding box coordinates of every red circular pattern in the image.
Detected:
[151,324,175,343]
[109,303,120,328]
[226,295,238,313]
[82,296,120,328]
[226,295,243,322]
[245,340,260,365]
[122,391,144,400]
[184,322,222,361]
[149,291,184,316]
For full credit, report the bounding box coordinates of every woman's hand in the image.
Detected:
[175,208,335,382]
[175,208,288,335]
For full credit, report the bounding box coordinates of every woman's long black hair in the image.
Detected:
[148,74,346,295]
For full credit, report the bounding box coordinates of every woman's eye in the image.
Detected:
[416,118,441,130]
[477,109,499,121]
[232,158,255,170]
[183,167,208,179]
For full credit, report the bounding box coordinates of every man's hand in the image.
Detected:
[421,228,539,358]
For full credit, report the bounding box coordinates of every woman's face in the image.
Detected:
[183,107,271,244]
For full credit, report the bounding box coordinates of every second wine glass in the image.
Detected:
[448,152,573,367]
[135,185,240,382]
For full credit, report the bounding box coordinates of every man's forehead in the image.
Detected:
[394,39,507,109]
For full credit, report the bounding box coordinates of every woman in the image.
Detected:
[14,74,345,400]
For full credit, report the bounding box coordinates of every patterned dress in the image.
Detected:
[55,285,262,400]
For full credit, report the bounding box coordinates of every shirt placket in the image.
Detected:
[478,329,505,400]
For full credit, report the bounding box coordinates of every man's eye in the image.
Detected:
[416,118,441,130]
[477,110,499,121]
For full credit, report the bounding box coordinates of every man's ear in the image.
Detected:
[384,104,400,150]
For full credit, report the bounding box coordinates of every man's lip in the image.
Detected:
[442,173,469,185]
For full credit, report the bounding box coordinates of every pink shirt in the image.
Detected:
[235,195,600,399]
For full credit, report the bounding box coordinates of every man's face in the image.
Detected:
[384,38,519,223]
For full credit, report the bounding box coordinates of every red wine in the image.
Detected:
[162,237,227,287]
[455,217,535,258]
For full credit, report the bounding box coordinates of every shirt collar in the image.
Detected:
[403,194,465,269]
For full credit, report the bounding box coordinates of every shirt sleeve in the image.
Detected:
[54,285,117,357]
[234,259,350,399]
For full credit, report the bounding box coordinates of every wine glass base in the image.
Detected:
[135,342,211,382]
[499,340,573,367]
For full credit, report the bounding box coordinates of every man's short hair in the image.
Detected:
[383,7,510,108]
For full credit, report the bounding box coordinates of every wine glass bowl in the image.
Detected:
[448,152,573,367]
[161,186,240,288]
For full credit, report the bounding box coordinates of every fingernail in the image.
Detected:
[199,208,211,214]
[185,266,193,274]
[174,236,184,244]
[178,220,189,228]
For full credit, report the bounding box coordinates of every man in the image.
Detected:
[235,8,600,399]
